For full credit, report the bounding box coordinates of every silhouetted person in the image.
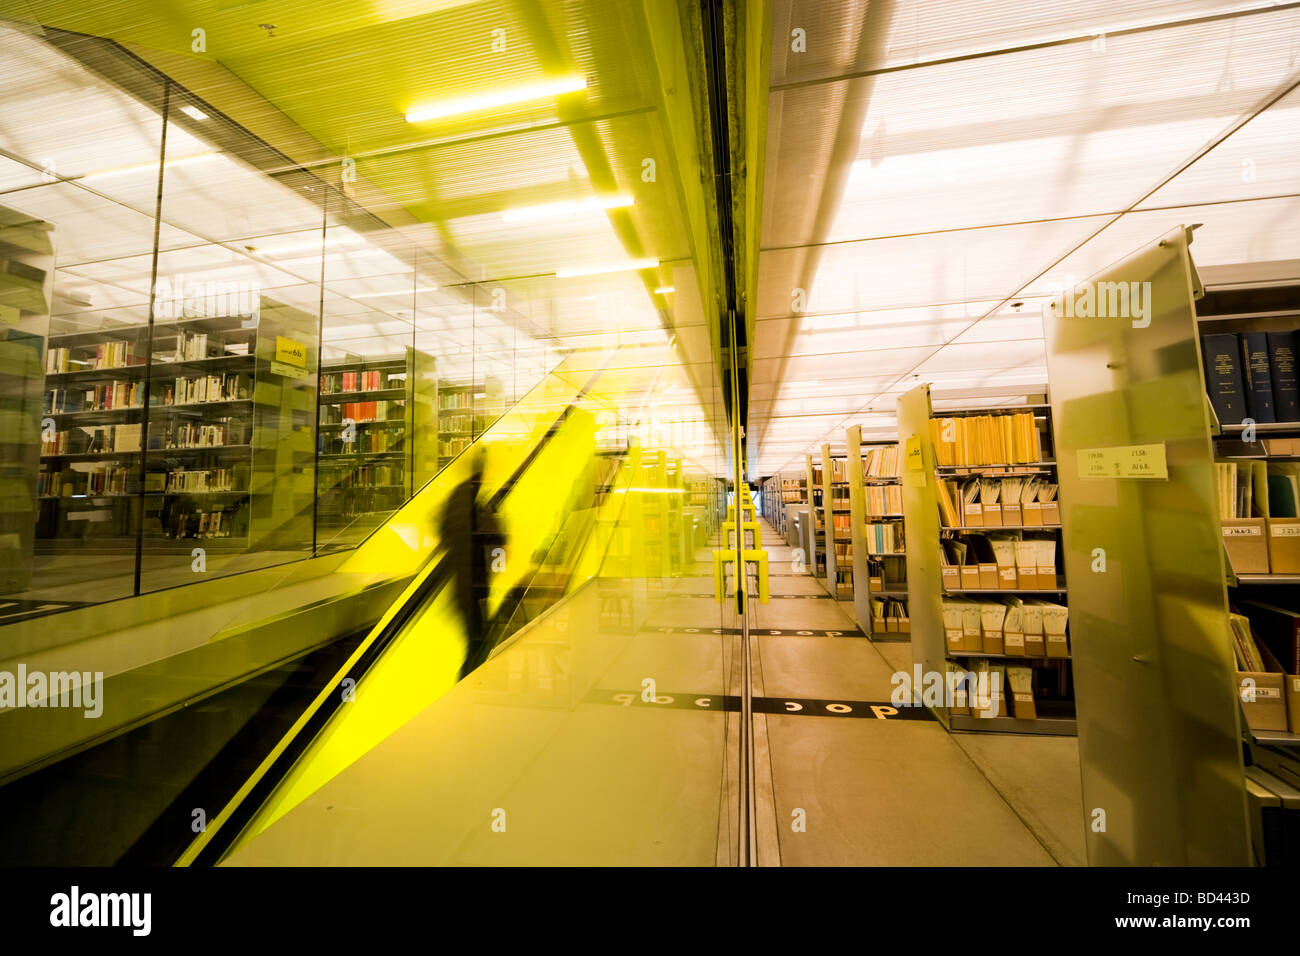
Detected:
[440,447,503,679]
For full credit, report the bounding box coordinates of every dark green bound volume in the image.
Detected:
[1201,333,1246,425]
[1267,330,1299,423]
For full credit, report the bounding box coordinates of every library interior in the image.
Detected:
[0,0,1298,870]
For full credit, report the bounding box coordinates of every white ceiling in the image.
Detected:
[751,0,1300,475]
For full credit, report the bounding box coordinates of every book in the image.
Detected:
[1267,331,1299,423]
[1239,601,1300,674]
[1241,331,1277,423]
[1201,333,1247,426]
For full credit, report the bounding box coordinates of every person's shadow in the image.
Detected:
[439,447,505,680]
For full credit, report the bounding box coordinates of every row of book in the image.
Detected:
[865,484,902,516]
[167,419,248,449]
[439,437,471,457]
[828,484,851,506]
[1215,459,1300,518]
[41,423,142,455]
[941,660,1040,719]
[319,430,404,455]
[870,596,910,633]
[319,485,406,518]
[931,411,1044,466]
[866,555,906,592]
[320,369,405,394]
[941,532,1060,590]
[828,459,849,482]
[169,372,252,405]
[862,445,900,478]
[320,462,404,488]
[320,400,405,425]
[831,512,851,535]
[943,597,1069,659]
[45,341,138,373]
[45,382,145,414]
[438,390,475,410]
[440,414,473,433]
[165,468,241,493]
[938,475,1060,528]
[865,521,904,554]
[1227,603,1300,734]
[38,464,131,497]
[162,507,238,539]
[1201,330,1299,426]
[169,331,223,362]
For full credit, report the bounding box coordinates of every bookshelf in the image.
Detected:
[819,444,852,599]
[1042,225,1251,865]
[805,452,825,581]
[761,472,808,543]
[898,385,1075,735]
[38,304,314,556]
[0,203,52,594]
[434,374,505,468]
[845,430,907,638]
[1198,282,1300,749]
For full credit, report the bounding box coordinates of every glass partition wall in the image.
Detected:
[1,26,572,613]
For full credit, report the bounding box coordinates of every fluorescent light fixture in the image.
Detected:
[502,193,633,223]
[555,257,658,278]
[352,285,440,299]
[405,75,587,123]
[249,234,363,257]
[653,286,674,294]
[179,105,208,121]
[79,152,217,181]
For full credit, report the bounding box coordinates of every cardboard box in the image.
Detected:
[973,666,1008,718]
[942,566,960,591]
[872,617,886,634]
[1022,604,1046,657]
[1010,690,1037,719]
[1014,540,1038,590]
[980,603,1007,655]
[1042,604,1069,659]
[1003,502,1022,526]
[960,565,980,590]
[1222,518,1269,574]
[869,575,884,590]
[982,502,1002,527]
[1238,671,1288,732]
[1266,518,1300,574]
[979,562,998,590]
[896,616,911,634]
[942,602,966,653]
[961,603,983,652]
[947,664,971,716]
[1041,501,1060,525]
[963,501,983,527]
[1022,500,1043,527]
[998,565,1018,589]
[886,617,899,633]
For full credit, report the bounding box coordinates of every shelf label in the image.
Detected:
[275,336,307,368]
[1077,442,1168,479]
[905,435,923,471]
[1270,524,1300,537]
[1223,526,1261,537]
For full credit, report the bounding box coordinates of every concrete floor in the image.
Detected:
[224,515,1087,865]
